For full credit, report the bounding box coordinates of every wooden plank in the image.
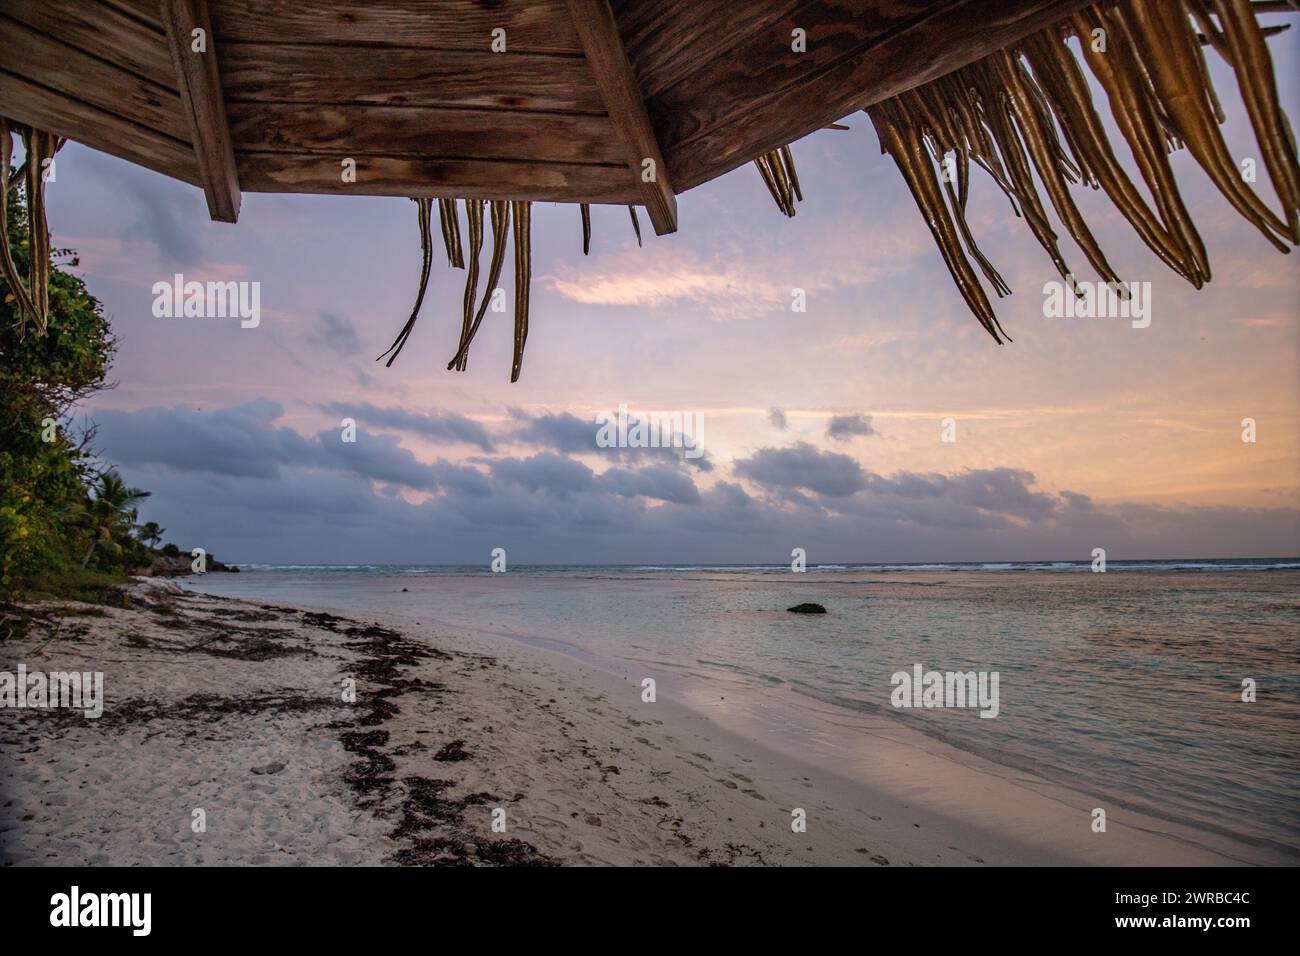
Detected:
[208,0,584,54]
[161,0,241,222]
[653,0,945,151]
[1,0,176,90]
[238,153,639,204]
[0,70,199,184]
[98,0,165,27]
[565,0,676,234]
[662,0,1095,191]
[227,102,625,165]
[0,14,188,142]
[219,43,606,113]
[612,0,797,100]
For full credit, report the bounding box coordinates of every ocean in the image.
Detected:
[187,560,1300,857]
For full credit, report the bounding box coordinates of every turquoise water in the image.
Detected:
[188,562,1300,857]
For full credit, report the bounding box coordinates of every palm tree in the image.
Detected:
[139,521,165,550]
[81,471,151,568]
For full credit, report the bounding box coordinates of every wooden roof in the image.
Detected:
[0,0,1088,234]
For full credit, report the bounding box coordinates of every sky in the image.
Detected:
[37,30,1300,564]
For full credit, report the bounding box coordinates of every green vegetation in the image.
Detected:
[0,176,153,600]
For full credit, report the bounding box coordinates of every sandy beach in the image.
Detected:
[1,578,1282,867]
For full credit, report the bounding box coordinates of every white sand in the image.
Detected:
[0,581,1275,866]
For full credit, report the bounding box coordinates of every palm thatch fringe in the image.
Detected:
[383,0,1296,376]
[0,119,37,331]
[386,196,534,377]
[438,198,464,268]
[867,0,1298,341]
[628,204,642,246]
[454,198,486,372]
[376,198,433,367]
[510,200,531,383]
[1,119,62,335]
[575,203,643,256]
[754,146,802,217]
[447,200,509,371]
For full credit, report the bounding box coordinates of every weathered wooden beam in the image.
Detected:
[613,0,796,101]
[565,0,677,234]
[0,14,188,142]
[228,103,626,165]
[218,44,606,113]
[4,0,177,91]
[160,0,240,221]
[657,0,1096,192]
[0,71,200,186]
[238,153,640,205]
[208,0,585,53]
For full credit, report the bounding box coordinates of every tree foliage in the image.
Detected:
[0,177,130,591]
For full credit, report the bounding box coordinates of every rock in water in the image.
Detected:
[787,603,827,614]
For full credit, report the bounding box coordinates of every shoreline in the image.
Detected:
[1,581,1287,866]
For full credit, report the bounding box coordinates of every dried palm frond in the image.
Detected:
[438,197,464,268]
[510,200,531,383]
[1211,0,1300,237]
[376,198,433,367]
[754,146,803,217]
[1130,0,1292,247]
[1072,5,1210,282]
[388,196,535,377]
[0,120,61,335]
[628,204,642,246]
[453,198,486,372]
[0,118,39,330]
[870,97,1006,342]
[448,200,509,371]
[868,0,1299,340]
[383,0,1297,376]
[24,130,49,330]
[782,145,803,202]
